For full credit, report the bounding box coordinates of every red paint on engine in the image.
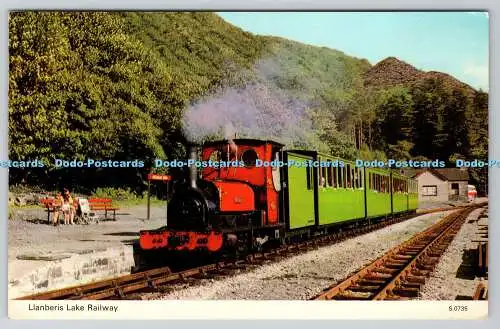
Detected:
[212,181,255,212]
[139,230,223,252]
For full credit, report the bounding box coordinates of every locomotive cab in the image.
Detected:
[201,139,284,227]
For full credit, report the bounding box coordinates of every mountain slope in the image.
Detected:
[365,56,477,96]
[8,11,486,192]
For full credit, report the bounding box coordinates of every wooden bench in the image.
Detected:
[87,198,119,221]
[40,197,78,224]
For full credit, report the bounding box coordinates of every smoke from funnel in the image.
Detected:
[183,81,315,148]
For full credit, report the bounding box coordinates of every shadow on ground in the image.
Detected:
[456,249,478,280]
[104,232,139,236]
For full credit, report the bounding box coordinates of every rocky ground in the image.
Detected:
[140,210,456,300]
[419,207,488,300]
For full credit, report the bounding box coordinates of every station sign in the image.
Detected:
[147,174,171,181]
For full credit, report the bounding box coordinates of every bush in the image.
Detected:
[91,187,139,201]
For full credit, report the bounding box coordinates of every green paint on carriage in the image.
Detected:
[316,155,365,225]
[283,150,419,231]
[365,168,392,218]
[392,172,409,213]
[408,179,419,210]
[286,153,316,229]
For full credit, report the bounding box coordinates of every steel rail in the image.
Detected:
[312,204,484,301]
[17,206,468,300]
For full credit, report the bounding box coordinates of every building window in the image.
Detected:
[451,183,459,189]
[422,185,437,196]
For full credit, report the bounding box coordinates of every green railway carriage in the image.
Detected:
[280,149,418,235]
[365,168,392,218]
[392,172,409,214]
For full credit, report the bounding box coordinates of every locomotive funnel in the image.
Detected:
[188,144,198,189]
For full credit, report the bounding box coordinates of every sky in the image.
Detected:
[218,12,489,91]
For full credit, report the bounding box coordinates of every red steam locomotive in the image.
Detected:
[139,139,283,254]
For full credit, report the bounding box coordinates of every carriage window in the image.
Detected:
[346,164,351,188]
[209,150,219,162]
[327,166,333,187]
[318,158,323,185]
[331,167,336,187]
[338,166,343,188]
[220,151,230,162]
[306,167,312,190]
[241,149,259,167]
[321,166,327,188]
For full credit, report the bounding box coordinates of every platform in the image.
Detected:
[8,205,167,299]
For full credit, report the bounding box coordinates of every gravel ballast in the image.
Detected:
[419,207,488,300]
[150,210,456,300]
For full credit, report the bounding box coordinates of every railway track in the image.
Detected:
[312,205,484,301]
[18,206,467,300]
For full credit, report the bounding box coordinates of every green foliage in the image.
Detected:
[92,187,138,200]
[9,13,168,164]
[358,145,387,161]
[8,12,488,193]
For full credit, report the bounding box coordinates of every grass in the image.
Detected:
[112,197,166,208]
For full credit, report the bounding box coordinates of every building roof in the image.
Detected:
[408,168,469,182]
[434,168,469,181]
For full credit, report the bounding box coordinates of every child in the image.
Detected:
[63,188,75,225]
[53,192,64,226]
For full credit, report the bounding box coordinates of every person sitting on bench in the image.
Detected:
[52,192,63,226]
[62,189,75,225]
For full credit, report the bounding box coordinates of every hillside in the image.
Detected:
[8,12,487,192]
[365,57,477,96]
